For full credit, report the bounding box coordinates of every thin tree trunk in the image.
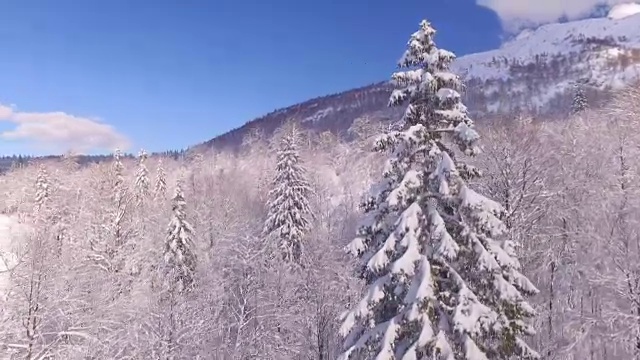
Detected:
[548,260,555,358]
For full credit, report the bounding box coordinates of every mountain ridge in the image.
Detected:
[197,12,640,152]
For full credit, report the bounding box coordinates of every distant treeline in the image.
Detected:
[0,149,190,173]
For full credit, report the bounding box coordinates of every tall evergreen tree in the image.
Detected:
[135,149,151,203]
[154,159,168,201]
[34,164,58,253]
[17,164,55,359]
[112,148,125,191]
[34,165,50,213]
[571,82,588,115]
[34,164,66,256]
[111,148,128,248]
[156,179,198,358]
[338,20,539,360]
[263,126,313,265]
[164,179,197,293]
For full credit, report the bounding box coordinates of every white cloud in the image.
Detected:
[477,0,633,31]
[608,2,640,18]
[0,104,130,154]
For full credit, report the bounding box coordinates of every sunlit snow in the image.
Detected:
[450,11,640,110]
[0,215,30,300]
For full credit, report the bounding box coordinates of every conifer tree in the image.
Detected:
[62,150,80,172]
[154,159,168,201]
[135,149,150,203]
[13,164,57,358]
[34,165,50,213]
[111,148,128,248]
[263,125,313,265]
[34,164,60,253]
[113,148,125,191]
[338,20,539,360]
[164,179,197,293]
[571,82,588,115]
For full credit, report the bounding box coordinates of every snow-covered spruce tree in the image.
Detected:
[158,179,198,357]
[7,164,59,359]
[338,20,539,360]
[164,179,197,293]
[34,164,51,213]
[154,159,168,201]
[135,149,150,203]
[263,125,313,265]
[111,148,129,249]
[33,164,64,256]
[113,148,125,192]
[571,82,588,115]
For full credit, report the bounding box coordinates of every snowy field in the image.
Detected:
[0,215,29,300]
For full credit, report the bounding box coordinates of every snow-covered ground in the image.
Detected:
[0,215,30,301]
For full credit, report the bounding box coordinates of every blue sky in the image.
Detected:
[0,0,503,155]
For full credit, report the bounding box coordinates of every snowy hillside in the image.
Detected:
[456,12,640,81]
[199,12,640,150]
[455,10,640,113]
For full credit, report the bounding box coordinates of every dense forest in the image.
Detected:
[1,19,639,360]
